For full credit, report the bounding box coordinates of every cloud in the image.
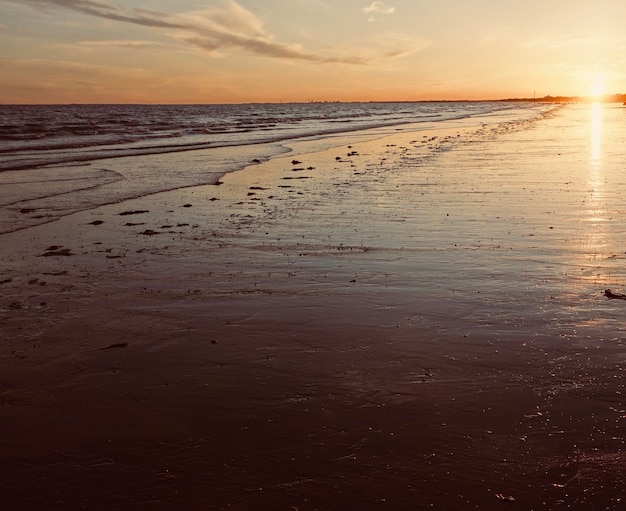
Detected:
[363,2,395,15]
[363,1,395,22]
[12,0,183,28]
[524,33,594,49]
[78,39,162,49]
[1,56,249,103]
[0,57,156,102]
[6,0,368,64]
[375,33,431,60]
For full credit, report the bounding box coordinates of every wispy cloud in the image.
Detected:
[1,56,252,103]
[5,0,368,64]
[363,1,395,22]
[524,33,594,49]
[377,33,430,60]
[11,0,183,28]
[0,57,155,102]
[363,2,396,15]
[78,39,162,49]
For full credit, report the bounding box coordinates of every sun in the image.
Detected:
[588,75,606,99]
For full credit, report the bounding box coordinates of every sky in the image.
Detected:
[1,0,625,104]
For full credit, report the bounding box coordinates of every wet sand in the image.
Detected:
[1,104,625,510]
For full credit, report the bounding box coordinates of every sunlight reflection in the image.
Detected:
[591,102,601,164]
[580,102,609,276]
[588,102,603,210]
[588,103,603,215]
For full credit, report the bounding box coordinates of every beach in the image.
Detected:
[1,103,625,510]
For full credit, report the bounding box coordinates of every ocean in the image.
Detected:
[0,101,546,234]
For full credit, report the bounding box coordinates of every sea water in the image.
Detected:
[0,102,545,234]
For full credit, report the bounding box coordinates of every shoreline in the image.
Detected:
[0,103,554,236]
[2,103,625,510]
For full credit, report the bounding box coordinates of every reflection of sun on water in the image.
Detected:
[581,102,609,284]
[588,103,603,222]
[591,102,601,164]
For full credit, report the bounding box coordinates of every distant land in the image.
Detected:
[501,93,626,103]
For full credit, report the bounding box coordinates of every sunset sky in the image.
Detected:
[1,0,625,104]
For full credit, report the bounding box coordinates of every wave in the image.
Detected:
[0,101,554,235]
[0,101,534,172]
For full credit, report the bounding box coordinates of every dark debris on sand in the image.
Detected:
[604,289,626,300]
[99,342,129,350]
[119,210,149,216]
[40,246,74,257]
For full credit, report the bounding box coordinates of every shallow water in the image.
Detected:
[186,102,626,347]
[0,102,546,234]
[0,102,535,170]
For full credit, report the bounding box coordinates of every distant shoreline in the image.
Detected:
[2,96,625,106]
[501,93,626,103]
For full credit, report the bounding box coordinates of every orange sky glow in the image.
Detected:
[1,0,625,104]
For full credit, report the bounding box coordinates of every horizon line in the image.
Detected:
[1,94,625,106]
